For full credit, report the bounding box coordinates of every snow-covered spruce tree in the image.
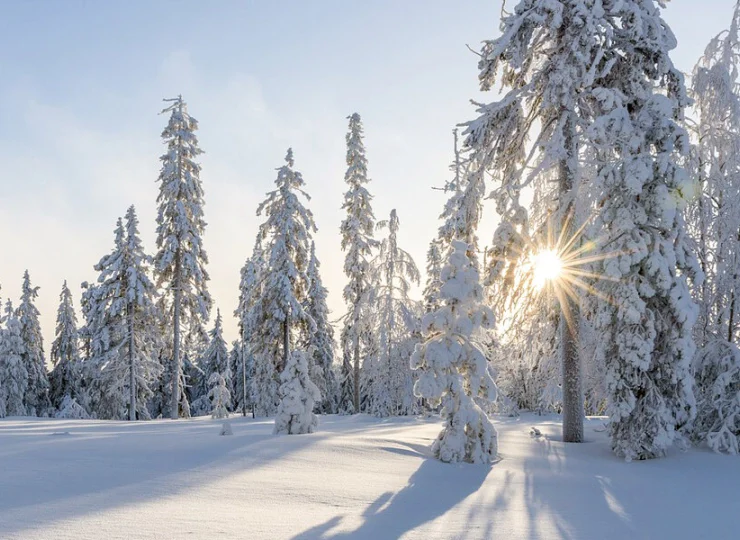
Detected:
[49,281,83,411]
[686,1,740,453]
[235,244,266,415]
[423,239,444,315]
[411,240,498,463]
[199,309,230,402]
[251,149,317,417]
[364,210,421,417]
[585,2,699,460]
[0,300,29,417]
[229,340,252,416]
[154,95,212,419]
[208,372,231,420]
[303,241,338,414]
[463,0,656,442]
[86,210,163,420]
[340,113,379,413]
[18,271,51,416]
[274,350,321,435]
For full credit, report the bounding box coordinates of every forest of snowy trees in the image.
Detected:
[2,0,740,464]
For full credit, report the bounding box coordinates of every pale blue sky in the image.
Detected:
[0,0,734,352]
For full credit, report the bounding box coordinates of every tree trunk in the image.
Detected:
[129,302,136,421]
[171,251,182,420]
[242,334,247,417]
[559,115,583,443]
[353,328,360,413]
[282,309,290,372]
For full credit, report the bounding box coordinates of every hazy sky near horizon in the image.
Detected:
[0,0,734,359]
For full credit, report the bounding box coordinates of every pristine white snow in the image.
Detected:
[0,414,738,540]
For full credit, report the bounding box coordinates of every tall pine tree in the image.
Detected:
[49,281,82,410]
[18,271,50,416]
[154,95,212,419]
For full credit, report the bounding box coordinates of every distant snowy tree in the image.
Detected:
[411,240,498,463]
[423,239,444,315]
[340,113,379,413]
[250,149,317,414]
[0,300,29,417]
[687,1,740,454]
[364,210,421,417]
[274,350,321,435]
[49,281,83,410]
[154,95,212,419]
[208,372,231,420]
[18,271,50,416]
[303,242,338,414]
[229,340,251,415]
[199,309,230,399]
[586,2,699,460]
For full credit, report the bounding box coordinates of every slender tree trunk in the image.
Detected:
[171,251,182,420]
[129,302,136,421]
[282,309,290,372]
[353,327,360,413]
[241,332,247,417]
[559,115,583,443]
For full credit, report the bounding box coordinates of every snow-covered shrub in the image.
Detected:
[693,340,740,454]
[411,240,498,464]
[208,372,231,420]
[55,396,90,420]
[274,350,320,435]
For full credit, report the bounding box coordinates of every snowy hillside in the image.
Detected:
[1,414,738,540]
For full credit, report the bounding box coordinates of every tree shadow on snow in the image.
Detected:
[293,449,494,540]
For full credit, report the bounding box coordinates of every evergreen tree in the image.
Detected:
[18,271,50,416]
[49,281,82,410]
[0,300,28,417]
[235,244,265,415]
[587,1,699,460]
[304,241,338,414]
[199,309,230,395]
[423,239,444,315]
[250,149,317,417]
[274,350,320,435]
[340,113,378,413]
[86,210,162,420]
[411,240,498,463]
[154,95,212,419]
[364,210,421,417]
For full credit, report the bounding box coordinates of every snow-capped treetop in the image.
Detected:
[50,281,78,367]
[154,95,212,336]
[341,113,379,308]
[256,148,317,335]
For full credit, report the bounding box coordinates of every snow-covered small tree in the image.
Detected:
[154,95,212,419]
[250,148,317,398]
[55,395,90,419]
[340,113,379,413]
[364,210,421,417]
[18,271,50,416]
[411,240,498,464]
[199,309,230,400]
[0,300,29,417]
[274,350,321,435]
[303,241,338,414]
[208,371,231,420]
[49,281,83,410]
[423,239,444,315]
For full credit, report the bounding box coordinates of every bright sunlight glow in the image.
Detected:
[532,249,564,289]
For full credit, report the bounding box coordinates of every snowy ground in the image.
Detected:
[0,413,738,540]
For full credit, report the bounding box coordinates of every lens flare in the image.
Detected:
[532,249,563,289]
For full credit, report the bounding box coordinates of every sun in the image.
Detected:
[532,249,563,289]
